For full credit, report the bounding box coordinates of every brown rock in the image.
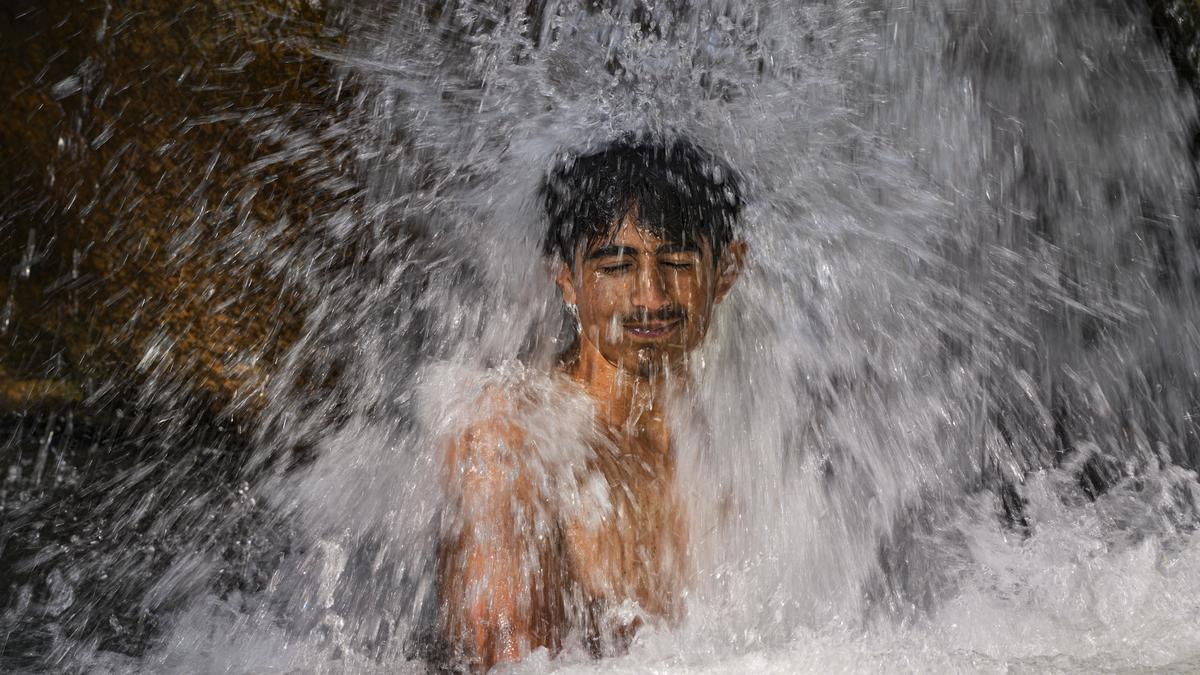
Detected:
[0,0,357,417]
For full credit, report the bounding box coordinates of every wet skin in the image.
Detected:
[557,212,742,380]
[439,212,744,672]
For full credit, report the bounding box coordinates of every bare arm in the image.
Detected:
[438,416,564,672]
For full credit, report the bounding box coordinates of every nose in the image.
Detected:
[632,261,670,313]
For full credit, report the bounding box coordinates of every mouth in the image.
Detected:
[623,318,683,340]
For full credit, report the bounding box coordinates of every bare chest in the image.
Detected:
[561,433,688,621]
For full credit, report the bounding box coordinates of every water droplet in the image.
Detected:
[50,75,81,100]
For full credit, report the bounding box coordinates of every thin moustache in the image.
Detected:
[623,309,687,326]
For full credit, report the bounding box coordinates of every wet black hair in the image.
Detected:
[541,137,743,266]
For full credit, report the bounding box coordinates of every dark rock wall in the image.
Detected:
[0,0,359,417]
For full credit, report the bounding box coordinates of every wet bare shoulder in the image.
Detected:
[442,385,535,491]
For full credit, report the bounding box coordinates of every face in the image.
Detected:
[556,212,744,378]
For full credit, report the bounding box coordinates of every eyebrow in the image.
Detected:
[586,245,638,261]
[585,241,704,261]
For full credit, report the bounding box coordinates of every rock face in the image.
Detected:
[0,0,358,417]
[0,5,361,659]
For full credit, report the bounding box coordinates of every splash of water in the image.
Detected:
[5,0,1200,672]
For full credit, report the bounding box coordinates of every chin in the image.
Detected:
[632,348,684,380]
[633,360,659,379]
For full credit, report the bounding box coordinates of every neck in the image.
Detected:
[564,337,672,436]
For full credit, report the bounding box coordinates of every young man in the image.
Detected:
[437,138,745,671]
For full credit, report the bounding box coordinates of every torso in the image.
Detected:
[561,418,689,650]
[426,360,689,660]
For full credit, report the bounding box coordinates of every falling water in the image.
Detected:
[3,0,1200,672]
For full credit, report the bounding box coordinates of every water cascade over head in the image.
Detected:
[4,0,1200,672]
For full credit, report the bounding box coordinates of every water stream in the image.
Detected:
[5,0,1200,672]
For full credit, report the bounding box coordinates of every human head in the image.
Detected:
[541,137,745,377]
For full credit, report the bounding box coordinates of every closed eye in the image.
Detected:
[661,260,695,270]
[599,262,633,274]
